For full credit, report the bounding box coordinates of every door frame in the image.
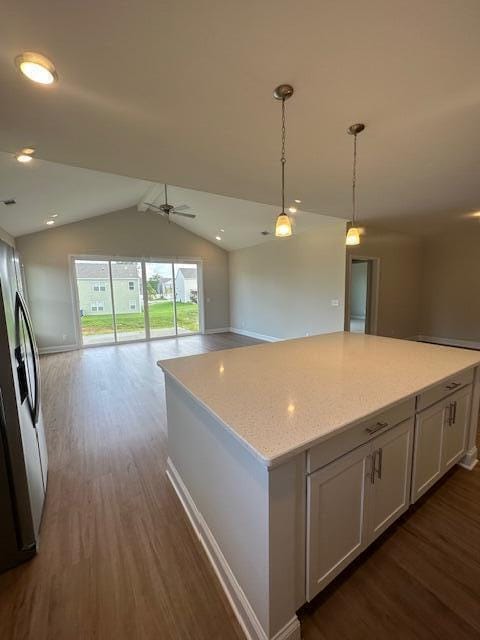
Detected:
[69,254,205,348]
[344,254,380,335]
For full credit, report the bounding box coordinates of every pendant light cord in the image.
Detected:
[281,98,286,213]
[352,133,357,225]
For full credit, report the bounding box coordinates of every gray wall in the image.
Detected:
[16,207,229,350]
[420,227,480,342]
[229,221,347,340]
[348,227,423,339]
[350,261,368,318]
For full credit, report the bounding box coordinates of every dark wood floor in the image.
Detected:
[0,332,479,640]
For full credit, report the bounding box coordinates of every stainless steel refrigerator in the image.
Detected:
[0,239,48,572]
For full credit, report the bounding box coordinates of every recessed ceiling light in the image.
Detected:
[51,213,58,218]
[215,236,221,241]
[470,211,480,218]
[16,153,33,163]
[220,228,225,232]
[288,206,297,213]
[294,199,301,204]
[15,52,58,85]
[46,220,55,225]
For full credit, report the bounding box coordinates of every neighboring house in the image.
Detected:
[76,262,143,315]
[175,267,198,303]
[153,276,173,300]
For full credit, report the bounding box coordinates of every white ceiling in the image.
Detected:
[0,150,339,249]
[0,1,479,235]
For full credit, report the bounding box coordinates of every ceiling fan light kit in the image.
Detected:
[145,184,196,222]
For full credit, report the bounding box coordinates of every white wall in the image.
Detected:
[348,227,423,339]
[16,207,229,350]
[229,220,346,340]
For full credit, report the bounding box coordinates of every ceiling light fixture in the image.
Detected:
[215,235,221,241]
[273,84,294,238]
[46,220,55,225]
[15,147,35,163]
[345,123,365,246]
[15,52,58,85]
[288,206,297,214]
[51,213,58,218]
[294,199,301,204]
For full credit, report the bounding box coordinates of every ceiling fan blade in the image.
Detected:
[173,211,196,219]
[173,204,190,212]
[144,202,162,209]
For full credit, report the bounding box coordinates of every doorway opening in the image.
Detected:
[72,257,202,347]
[345,256,379,334]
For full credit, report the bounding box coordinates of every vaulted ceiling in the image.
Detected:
[1,0,479,236]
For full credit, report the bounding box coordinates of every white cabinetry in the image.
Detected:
[307,419,413,600]
[412,385,472,502]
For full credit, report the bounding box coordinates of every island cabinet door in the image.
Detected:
[411,400,447,502]
[442,385,472,471]
[306,442,371,601]
[366,419,414,543]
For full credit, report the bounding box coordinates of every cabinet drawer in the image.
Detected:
[416,369,474,412]
[307,397,415,474]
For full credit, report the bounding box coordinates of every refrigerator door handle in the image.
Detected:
[14,293,40,426]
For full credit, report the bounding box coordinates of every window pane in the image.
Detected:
[145,262,175,338]
[74,260,114,345]
[174,263,199,334]
[111,261,145,342]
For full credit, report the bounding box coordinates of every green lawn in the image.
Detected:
[81,301,199,335]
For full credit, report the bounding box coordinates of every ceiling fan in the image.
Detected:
[144,184,196,222]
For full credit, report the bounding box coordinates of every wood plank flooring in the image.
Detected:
[0,332,479,639]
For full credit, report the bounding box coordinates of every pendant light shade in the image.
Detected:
[346,123,365,247]
[275,213,292,237]
[273,84,294,238]
[346,226,360,246]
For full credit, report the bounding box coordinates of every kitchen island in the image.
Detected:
[158,333,480,640]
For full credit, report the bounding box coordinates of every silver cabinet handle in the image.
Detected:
[366,421,388,434]
[446,382,461,390]
[377,448,383,479]
[447,402,453,426]
[452,400,457,424]
[370,451,377,484]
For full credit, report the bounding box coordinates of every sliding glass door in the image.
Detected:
[75,259,115,346]
[145,262,176,338]
[174,263,200,334]
[73,257,201,346]
[111,261,146,342]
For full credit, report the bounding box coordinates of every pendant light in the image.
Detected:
[346,123,365,246]
[273,84,294,237]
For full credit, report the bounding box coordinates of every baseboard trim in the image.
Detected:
[38,344,78,355]
[205,328,230,334]
[229,327,282,343]
[166,458,300,640]
[458,447,479,471]
[415,335,480,351]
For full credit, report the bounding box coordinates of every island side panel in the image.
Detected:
[268,456,306,636]
[461,365,480,469]
[165,376,270,636]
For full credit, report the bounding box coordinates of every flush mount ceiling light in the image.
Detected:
[273,84,294,238]
[15,147,35,163]
[294,199,301,204]
[215,235,221,241]
[15,52,58,85]
[345,123,365,246]
[46,220,55,225]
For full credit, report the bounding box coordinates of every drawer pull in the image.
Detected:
[366,421,388,434]
[446,382,461,390]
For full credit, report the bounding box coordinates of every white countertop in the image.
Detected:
[158,332,480,467]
